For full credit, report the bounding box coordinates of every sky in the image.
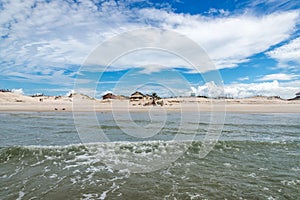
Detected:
[0,0,300,98]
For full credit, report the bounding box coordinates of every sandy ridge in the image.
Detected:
[0,92,299,113]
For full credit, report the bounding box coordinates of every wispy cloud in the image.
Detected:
[238,76,250,81]
[245,0,300,13]
[266,37,300,69]
[3,70,77,87]
[258,73,299,81]
[82,9,299,74]
[0,0,142,79]
[0,1,299,78]
[159,10,299,70]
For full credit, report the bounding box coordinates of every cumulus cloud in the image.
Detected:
[191,82,225,98]
[100,90,113,96]
[191,80,299,99]
[66,90,75,97]
[11,88,24,95]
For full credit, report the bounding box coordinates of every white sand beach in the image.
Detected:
[0,92,300,113]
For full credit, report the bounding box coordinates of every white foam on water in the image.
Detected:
[291,167,300,171]
[258,168,268,171]
[30,159,46,167]
[188,193,201,200]
[16,191,25,200]
[8,166,23,179]
[281,179,300,186]
[223,163,232,168]
[81,193,97,200]
[80,140,192,173]
[70,177,77,184]
[73,169,80,174]
[180,175,189,181]
[49,174,57,179]
[100,190,108,200]
[0,174,7,179]
[247,173,257,178]
[43,166,50,173]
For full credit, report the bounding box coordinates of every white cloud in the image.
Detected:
[192,80,299,99]
[280,80,300,88]
[100,90,113,96]
[74,87,98,97]
[191,81,225,98]
[267,37,300,67]
[4,69,77,87]
[258,73,299,81]
[238,76,249,81]
[158,10,299,70]
[12,88,24,95]
[0,0,299,82]
[247,0,300,13]
[207,8,230,16]
[0,0,142,78]
[66,90,75,97]
[107,49,191,74]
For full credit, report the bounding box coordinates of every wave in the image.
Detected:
[1,140,299,161]
[1,140,299,199]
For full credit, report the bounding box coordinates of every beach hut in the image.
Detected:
[130,91,145,101]
[288,92,300,101]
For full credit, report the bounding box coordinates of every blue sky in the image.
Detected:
[0,0,300,98]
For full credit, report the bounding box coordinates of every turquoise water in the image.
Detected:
[0,112,299,199]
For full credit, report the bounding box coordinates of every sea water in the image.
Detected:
[0,112,299,199]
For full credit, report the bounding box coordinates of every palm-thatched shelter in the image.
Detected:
[102,93,117,100]
[130,91,145,101]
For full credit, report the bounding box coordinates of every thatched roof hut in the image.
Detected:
[288,92,300,101]
[130,91,145,101]
[102,93,117,100]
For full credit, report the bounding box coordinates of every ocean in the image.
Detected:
[0,112,299,199]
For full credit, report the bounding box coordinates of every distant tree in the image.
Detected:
[31,93,44,97]
[0,89,11,92]
[152,92,160,99]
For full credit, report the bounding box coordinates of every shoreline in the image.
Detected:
[0,103,299,113]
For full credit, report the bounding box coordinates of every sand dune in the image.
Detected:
[0,92,299,113]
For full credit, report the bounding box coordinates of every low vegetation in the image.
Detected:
[0,89,11,92]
